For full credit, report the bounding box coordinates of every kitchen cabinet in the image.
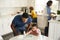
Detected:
[49,20,60,40]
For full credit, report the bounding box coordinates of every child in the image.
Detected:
[26,24,41,36]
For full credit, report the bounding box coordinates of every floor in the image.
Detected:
[2,32,14,40]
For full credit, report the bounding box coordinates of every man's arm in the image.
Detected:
[11,23,19,36]
[27,22,32,31]
[26,16,32,32]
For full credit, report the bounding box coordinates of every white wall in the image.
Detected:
[0,0,28,7]
[35,0,49,12]
[0,7,21,16]
[51,0,58,13]
[58,1,60,10]
[27,0,35,7]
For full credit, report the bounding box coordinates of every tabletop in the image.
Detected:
[9,35,53,40]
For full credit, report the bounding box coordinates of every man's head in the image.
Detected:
[22,13,29,23]
[47,1,53,7]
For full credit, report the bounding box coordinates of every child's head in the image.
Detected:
[31,24,38,31]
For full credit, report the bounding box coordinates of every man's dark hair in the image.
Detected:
[22,13,29,18]
[47,1,53,6]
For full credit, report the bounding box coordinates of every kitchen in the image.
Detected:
[0,0,60,40]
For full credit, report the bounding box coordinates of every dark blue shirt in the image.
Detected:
[12,15,32,31]
[47,6,51,20]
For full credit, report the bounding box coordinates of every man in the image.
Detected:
[45,0,53,36]
[11,13,32,36]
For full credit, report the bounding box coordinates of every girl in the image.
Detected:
[26,24,41,36]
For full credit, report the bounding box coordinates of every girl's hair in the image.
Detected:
[32,23,38,28]
[28,23,38,31]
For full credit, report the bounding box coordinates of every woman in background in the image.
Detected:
[44,0,53,36]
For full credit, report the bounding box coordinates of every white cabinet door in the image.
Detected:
[54,22,60,40]
[49,21,60,40]
[49,22,55,40]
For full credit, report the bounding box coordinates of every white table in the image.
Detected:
[9,35,53,40]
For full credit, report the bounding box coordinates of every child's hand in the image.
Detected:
[26,30,32,35]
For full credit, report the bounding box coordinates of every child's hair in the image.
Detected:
[32,23,38,28]
[28,23,38,31]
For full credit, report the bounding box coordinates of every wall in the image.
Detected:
[27,0,35,8]
[0,0,28,7]
[35,0,49,12]
[51,0,58,13]
[58,1,60,10]
[0,7,21,16]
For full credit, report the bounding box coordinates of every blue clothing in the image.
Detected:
[46,6,51,20]
[12,15,32,31]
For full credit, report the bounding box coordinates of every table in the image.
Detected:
[9,35,53,40]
